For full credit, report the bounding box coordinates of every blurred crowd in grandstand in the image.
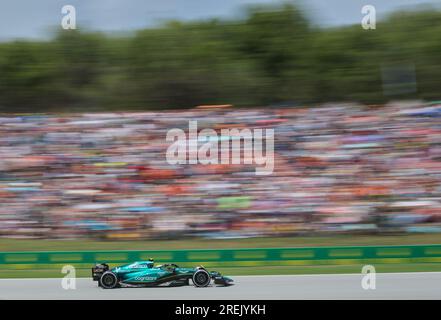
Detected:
[1,101,441,239]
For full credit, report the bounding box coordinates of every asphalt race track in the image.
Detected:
[0,273,440,299]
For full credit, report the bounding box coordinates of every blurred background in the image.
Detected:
[0,1,441,242]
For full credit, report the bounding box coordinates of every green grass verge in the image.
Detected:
[0,263,440,278]
[1,234,441,252]
[1,234,440,278]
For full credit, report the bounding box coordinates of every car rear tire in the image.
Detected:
[192,269,211,287]
[99,271,119,289]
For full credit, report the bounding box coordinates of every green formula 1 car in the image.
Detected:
[92,259,233,289]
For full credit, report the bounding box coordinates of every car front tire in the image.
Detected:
[192,269,211,287]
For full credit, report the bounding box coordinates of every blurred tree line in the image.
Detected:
[0,4,440,112]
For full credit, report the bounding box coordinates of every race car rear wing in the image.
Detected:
[92,263,109,281]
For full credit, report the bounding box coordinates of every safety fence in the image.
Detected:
[1,244,441,270]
